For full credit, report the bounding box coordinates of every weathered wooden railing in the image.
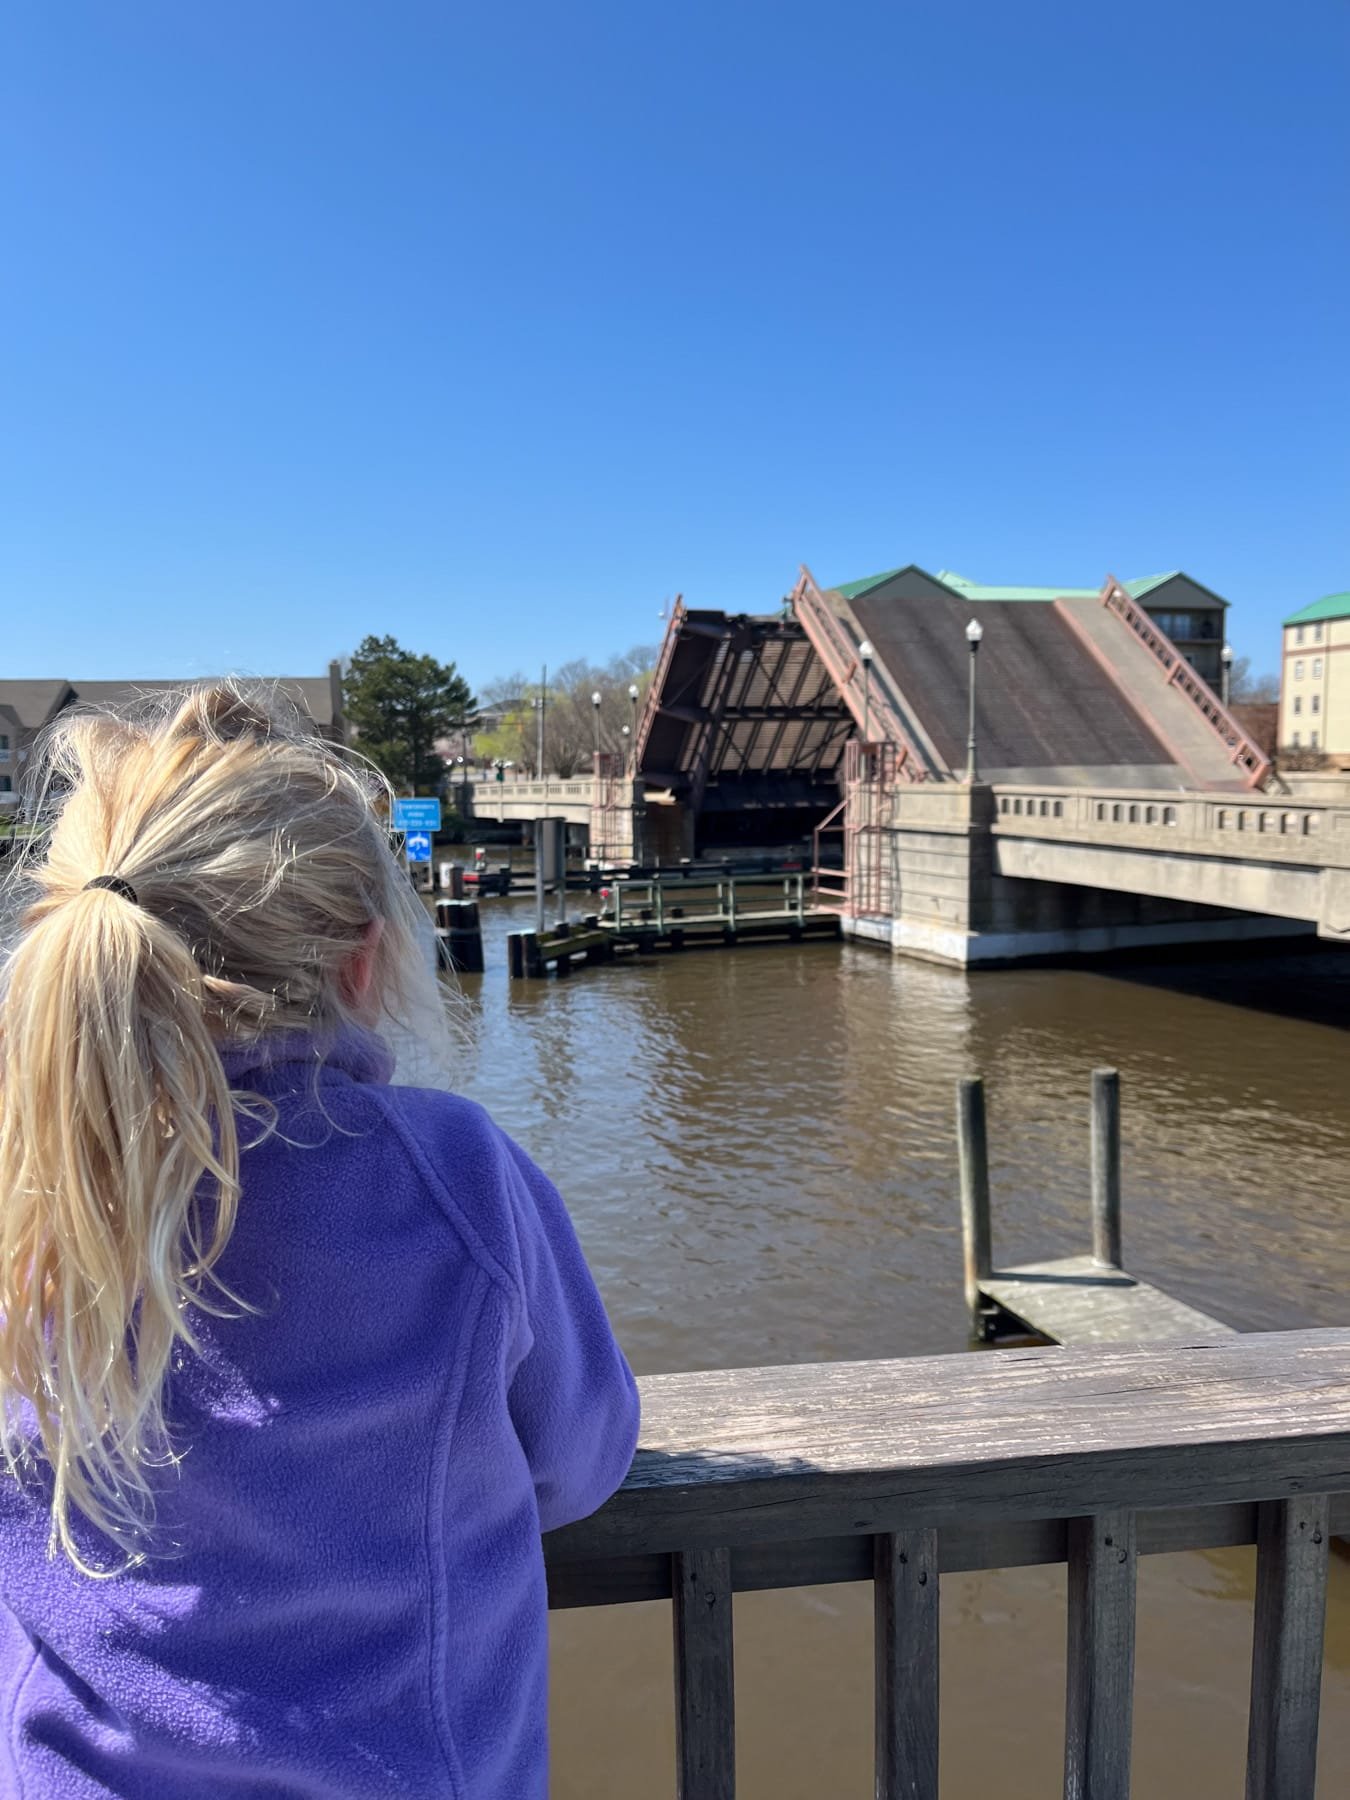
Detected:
[545,1330,1350,1799]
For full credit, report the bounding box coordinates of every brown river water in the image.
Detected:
[448,897,1350,1798]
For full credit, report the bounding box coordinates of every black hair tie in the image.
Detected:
[84,875,139,906]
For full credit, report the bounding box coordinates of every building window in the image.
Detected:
[1314,623,1324,642]
[1297,626,1305,644]
[1292,731,1301,747]
[1294,696,1302,715]
[1313,658,1323,678]
[1295,660,1304,678]
[1312,694,1320,714]
[0,775,10,792]
[0,733,9,756]
[1311,731,1319,750]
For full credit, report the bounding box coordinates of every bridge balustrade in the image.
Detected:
[989,785,1350,868]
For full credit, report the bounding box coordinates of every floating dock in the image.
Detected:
[509,872,840,978]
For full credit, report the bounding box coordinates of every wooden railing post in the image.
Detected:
[956,1077,993,1329]
[1064,1511,1137,1800]
[1246,1495,1330,1800]
[673,1548,735,1800]
[874,1529,939,1800]
[1090,1069,1122,1270]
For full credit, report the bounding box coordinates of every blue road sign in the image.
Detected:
[404,830,433,863]
[392,797,442,832]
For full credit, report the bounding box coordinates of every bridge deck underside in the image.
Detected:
[851,592,1181,780]
[640,613,852,804]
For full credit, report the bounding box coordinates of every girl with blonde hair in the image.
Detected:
[0,683,639,1797]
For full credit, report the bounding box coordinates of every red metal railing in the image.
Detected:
[1099,578,1270,787]
[632,595,685,773]
[813,740,897,916]
[791,571,928,782]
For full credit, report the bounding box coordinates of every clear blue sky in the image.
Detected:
[3,1,1346,689]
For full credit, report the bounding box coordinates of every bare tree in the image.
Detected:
[1229,656,1280,704]
[476,646,658,777]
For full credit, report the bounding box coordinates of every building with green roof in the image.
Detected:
[1279,592,1350,765]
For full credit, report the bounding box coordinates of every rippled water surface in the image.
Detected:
[449,899,1350,1798]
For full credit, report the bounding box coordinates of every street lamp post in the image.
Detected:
[591,690,603,772]
[628,683,639,771]
[965,619,984,782]
[858,638,874,748]
[1221,642,1234,709]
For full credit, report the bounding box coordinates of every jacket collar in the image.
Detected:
[217,1024,396,1090]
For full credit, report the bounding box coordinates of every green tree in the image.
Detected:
[343,635,478,794]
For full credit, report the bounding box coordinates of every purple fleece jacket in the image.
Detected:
[0,1028,640,1797]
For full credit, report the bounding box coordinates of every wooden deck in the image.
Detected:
[980,1253,1238,1345]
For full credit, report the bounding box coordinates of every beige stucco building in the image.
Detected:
[1279,592,1350,766]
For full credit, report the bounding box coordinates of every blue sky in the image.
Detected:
[3,2,1346,689]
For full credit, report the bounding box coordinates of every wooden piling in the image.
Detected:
[966,1068,1237,1348]
[1091,1068,1123,1270]
[439,900,484,974]
[955,1078,993,1330]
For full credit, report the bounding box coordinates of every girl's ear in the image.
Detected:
[339,918,385,1012]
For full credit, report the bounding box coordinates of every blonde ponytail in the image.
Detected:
[0,884,240,1569]
[0,681,431,1569]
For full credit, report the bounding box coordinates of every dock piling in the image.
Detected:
[1090,1068,1123,1270]
[436,899,484,974]
[960,1069,1237,1347]
[956,1077,993,1332]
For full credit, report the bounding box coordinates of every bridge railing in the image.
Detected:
[990,783,1350,869]
[790,570,930,782]
[633,595,687,771]
[545,1329,1349,1800]
[1099,578,1271,786]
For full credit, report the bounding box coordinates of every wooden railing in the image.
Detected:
[545,1330,1350,1799]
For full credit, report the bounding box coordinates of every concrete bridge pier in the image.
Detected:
[842,784,1320,968]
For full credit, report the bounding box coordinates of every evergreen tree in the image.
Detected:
[343,635,478,794]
